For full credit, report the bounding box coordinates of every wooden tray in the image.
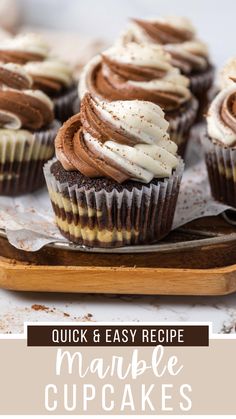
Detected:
[0,214,236,296]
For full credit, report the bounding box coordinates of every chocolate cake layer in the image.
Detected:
[50,160,166,192]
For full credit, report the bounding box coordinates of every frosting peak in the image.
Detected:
[207,85,236,147]
[56,94,179,183]
[79,43,191,112]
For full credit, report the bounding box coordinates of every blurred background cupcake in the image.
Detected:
[44,94,184,248]
[0,63,60,196]
[79,42,198,157]
[204,84,236,207]
[120,16,214,120]
[0,33,76,123]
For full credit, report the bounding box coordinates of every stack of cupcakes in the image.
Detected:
[120,16,214,120]
[79,42,198,156]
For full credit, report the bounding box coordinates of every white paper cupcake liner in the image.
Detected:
[0,120,60,196]
[44,158,184,248]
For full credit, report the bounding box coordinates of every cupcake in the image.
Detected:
[24,59,76,122]
[120,17,214,119]
[204,85,236,207]
[0,63,60,196]
[219,57,236,89]
[44,94,184,248]
[0,33,76,122]
[79,42,198,156]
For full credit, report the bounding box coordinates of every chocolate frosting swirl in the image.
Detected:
[207,85,236,147]
[79,43,191,112]
[55,94,179,183]
[120,17,209,74]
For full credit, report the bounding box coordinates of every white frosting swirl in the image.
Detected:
[120,17,195,44]
[79,43,191,105]
[220,58,236,89]
[24,59,73,86]
[88,98,179,182]
[0,110,21,129]
[207,85,236,146]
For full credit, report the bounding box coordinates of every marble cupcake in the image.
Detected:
[79,42,198,156]
[0,33,76,122]
[220,58,236,89]
[120,17,214,119]
[204,85,236,207]
[0,63,60,196]
[44,94,184,248]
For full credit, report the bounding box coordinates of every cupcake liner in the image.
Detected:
[189,65,215,121]
[167,97,198,157]
[44,158,184,248]
[0,120,60,196]
[203,133,236,208]
[54,85,78,123]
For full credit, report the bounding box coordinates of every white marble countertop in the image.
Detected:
[0,289,236,334]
